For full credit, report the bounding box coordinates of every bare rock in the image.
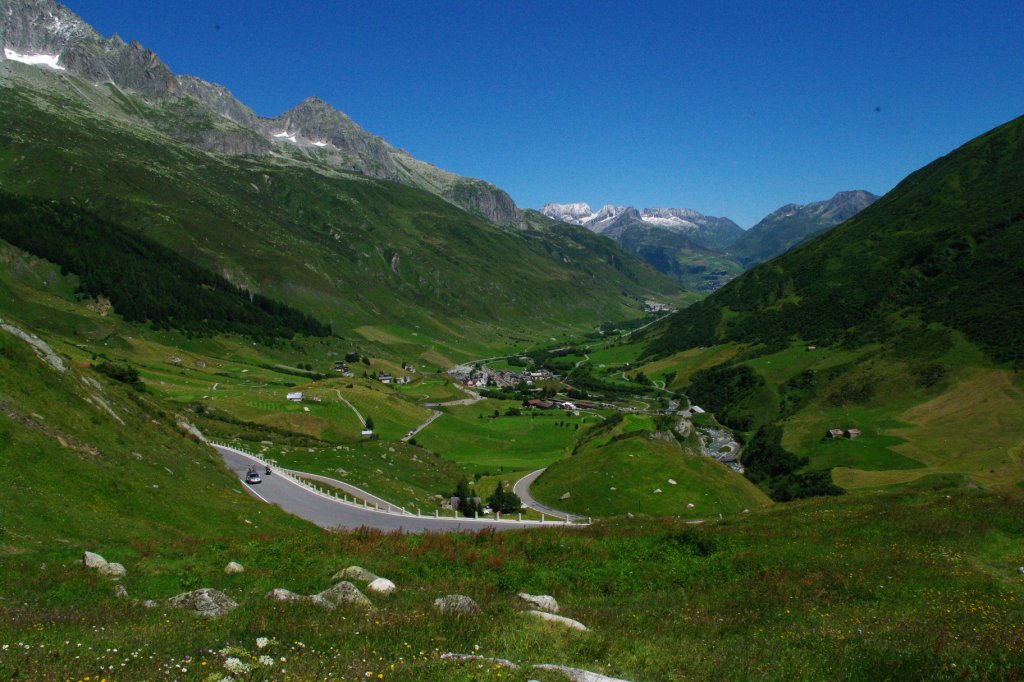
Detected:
[83,551,107,569]
[367,577,396,596]
[332,565,378,582]
[113,584,128,599]
[224,561,245,575]
[518,592,560,613]
[167,588,238,618]
[267,588,304,602]
[316,581,373,609]
[441,652,518,668]
[141,599,159,609]
[433,594,481,616]
[560,492,571,500]
[99,562,126,578]
[534,663,633,681]
[526,610,588,631]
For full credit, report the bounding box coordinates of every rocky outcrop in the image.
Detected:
[433,594,481,616]
[167,588,238,618]
[82,551,125,578]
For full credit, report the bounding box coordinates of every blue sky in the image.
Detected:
[67,0,1024,226]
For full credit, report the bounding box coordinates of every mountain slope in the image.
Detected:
[0,56,683,360]
[730,190,879,266]
[0,0,521,224]
[647,115,1024,364]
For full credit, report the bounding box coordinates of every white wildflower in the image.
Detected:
[256,637,270,649]
[224,657,251,674]
[259,655,274,666]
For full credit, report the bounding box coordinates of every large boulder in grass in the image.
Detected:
[167,588,238,618]
[316,581,373,609]
[332,565,378,582]
[433,594,481,616]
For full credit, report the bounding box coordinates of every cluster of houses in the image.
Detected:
[827,428,862,439]
[332,361,354,377]
[450,365,557,389]
[644,300,677,314]
[285,391,322,404]
[377,371,412,385]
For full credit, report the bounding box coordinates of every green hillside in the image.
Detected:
[636,115,1024,495]
[532,427,771,518]
[0,65,683,363]
[647,114,1024,363]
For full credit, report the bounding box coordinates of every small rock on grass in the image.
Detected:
[526,610,588,631]
[367,577,396,596]
[433,594,481,615]
[83,551,107,569]
[534,663,634,681]
[113,584,128,599]
[332,565,378,582]
[167,588,238,618]
[98,562,126,578]
[316,581,373,609]
[224,561,244,574]
[518,592,559,613]
[441,653,518,669]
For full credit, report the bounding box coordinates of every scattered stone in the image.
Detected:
[141,599,158,609]
[534,663,633,682]
[434,594,481,616]
[99,562,126,578]
[526,610,588,631]
[224,561,245,575]
[518,593,560,614]
[367,577,396,596]
[668,479,677,485]
[316,581,373,609]
[267,588,304,602]
[441,653,518,669]
[113,584,128,599]
[626,512,634,519]
[686,503,695,509]
[333,565,378,582]
[167,588,238,618]
[653,488,662,494]
[83,551,107,569]
[560,492,571,500]
[1018,566,1024,575]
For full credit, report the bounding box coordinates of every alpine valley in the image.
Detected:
[0,1,1022,681]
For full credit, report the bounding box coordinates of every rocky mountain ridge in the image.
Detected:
[730,190,879,266]
[0,0,520,225]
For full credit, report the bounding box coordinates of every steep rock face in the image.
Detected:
[0,0,522,225]
[0,0,98,56]
[731,190,878,266]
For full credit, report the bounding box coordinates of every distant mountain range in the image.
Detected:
[542,191,878,290]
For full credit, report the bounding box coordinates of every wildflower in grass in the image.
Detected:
[259,655,274,666]
[256,637,271,649]
[224,657,251,674]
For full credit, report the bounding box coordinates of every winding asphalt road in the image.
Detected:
[216,444,566,532]
[513,469,584,522]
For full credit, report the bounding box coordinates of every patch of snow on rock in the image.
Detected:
[3,49,65,70]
